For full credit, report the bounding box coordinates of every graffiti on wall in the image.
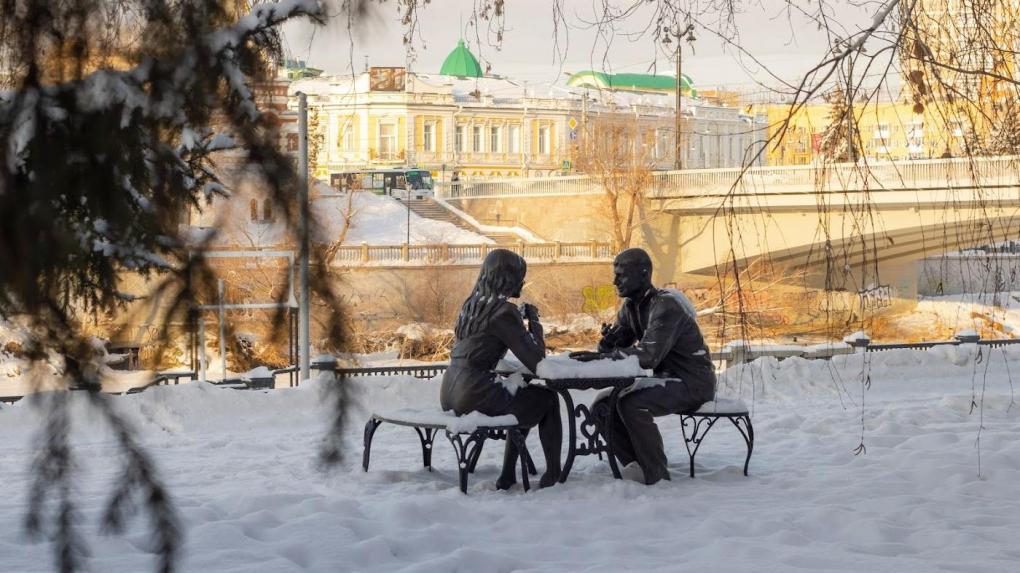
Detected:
[858,284,893,311]
[582,285,616,313]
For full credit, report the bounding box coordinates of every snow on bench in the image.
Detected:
[692,397,749,414]
[679,396,753,478]
[363,408,535,494]
[371,408,519,434]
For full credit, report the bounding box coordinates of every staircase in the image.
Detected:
[405,198,528,244]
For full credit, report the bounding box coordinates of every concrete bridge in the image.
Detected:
[437,156,1020,296]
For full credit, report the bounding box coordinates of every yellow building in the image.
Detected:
[900,0,1020,152]
[289,41,767,181]
[760,100,968,165]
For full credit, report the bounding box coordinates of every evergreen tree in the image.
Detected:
[0,2,347,571]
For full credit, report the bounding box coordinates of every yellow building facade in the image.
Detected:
[761,100,968,165]
[291,68,575,181]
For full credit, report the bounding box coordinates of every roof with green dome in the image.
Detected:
[440,39,483,78]
[566,70,696,96]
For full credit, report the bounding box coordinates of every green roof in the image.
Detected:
[439,39,483,78]
[566,71,696,96]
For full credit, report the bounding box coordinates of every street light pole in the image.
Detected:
[297,92,310,383]
[674,23,695,171]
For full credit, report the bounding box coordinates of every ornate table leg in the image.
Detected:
[604,387,623,479]
[556,388,577,483]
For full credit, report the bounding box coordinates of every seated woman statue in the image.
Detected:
[440,248,562,489]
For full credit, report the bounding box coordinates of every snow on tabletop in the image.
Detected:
[374,408,519,433]
[536,353,650,379]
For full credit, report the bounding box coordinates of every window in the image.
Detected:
[341,120,355,151]
[286,133,299,152]
[249,199,258,221]
[455,125,465,152]
[509,125,520,154]
[538,126,550,155]
[489,126,501,153]
[262,199,273,222]
[379,123,396,159]
[423,122,434,152]
[473,125,483,152]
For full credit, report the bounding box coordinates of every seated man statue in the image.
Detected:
[571,247,715,485]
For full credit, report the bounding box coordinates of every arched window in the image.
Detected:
[262,199,273,222]
[249,199,258,221]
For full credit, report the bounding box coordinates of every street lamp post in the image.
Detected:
[674,23,695,171]
[297,92,310,383]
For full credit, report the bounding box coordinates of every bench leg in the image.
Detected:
[729,415,754,476]
[464,429,537,477]
[363,418,382,472]
[414,427,437,471]
[508,429,530,492]
[680,415,718,478]
[446,430,486,494]
[467,436,486,473]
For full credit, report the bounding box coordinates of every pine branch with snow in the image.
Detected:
[0,2,332,572]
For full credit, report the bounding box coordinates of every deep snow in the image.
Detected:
[1,345,1019,572]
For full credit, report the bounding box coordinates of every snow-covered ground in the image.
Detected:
[889,291,1020,339]
[2,346,1019,572]
[205,181,491,248]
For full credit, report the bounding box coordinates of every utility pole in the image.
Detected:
[674,23,695,171]
[297,92,310,383]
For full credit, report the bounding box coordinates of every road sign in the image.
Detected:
[567,117,578,130]
[561,159,572,170]
[568,129,577,141]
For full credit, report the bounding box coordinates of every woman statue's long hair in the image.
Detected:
[454,249,527,339]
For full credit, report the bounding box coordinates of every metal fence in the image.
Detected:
[3,335,1019,403]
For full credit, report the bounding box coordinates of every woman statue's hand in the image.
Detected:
[520,302,540,323]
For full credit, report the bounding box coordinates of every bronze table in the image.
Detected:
[542,376,636,483]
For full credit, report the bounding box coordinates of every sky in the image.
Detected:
[281,0,880,95]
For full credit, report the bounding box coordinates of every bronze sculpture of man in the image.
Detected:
[572,247,715,484]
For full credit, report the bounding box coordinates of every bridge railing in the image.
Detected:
[435,156,1020,199]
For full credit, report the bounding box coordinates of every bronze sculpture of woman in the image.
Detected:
[440,249,562,489]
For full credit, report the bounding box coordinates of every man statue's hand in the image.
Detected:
[520,302,540,323]
[569,350,626,362]
[568,350,603,362]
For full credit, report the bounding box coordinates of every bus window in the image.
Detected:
[395,174,407,189]
[406,170,433,190]
[367,173,384,193]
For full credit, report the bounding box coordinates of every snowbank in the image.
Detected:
[2,347,1020,571]
[205,182,492,248]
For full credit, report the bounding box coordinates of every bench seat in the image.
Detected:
[679,397,753,477]
[363,408,536,493]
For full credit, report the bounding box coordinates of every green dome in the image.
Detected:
[566,70,696,97]
[440,39,483,78]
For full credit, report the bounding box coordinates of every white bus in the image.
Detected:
[330,168,434,200]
